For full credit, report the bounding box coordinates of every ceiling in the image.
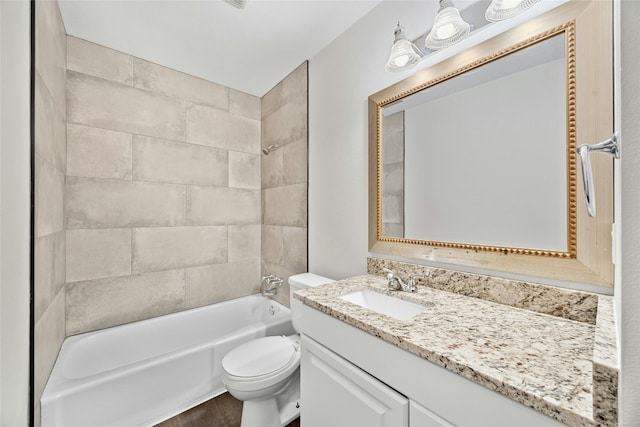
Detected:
[58,0,383,97]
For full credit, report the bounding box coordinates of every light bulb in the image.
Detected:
[436,24,456,39]
[394,55,410,67]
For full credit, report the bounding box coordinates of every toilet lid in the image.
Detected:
[222,336,298,378]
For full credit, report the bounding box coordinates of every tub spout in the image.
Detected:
[261,275,283,296]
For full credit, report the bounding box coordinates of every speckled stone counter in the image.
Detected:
[295,274,618,427]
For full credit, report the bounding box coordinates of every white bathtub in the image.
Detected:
[41,294,294,427]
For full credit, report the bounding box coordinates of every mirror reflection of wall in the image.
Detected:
[381,33,567,252]
[381,111,404,238]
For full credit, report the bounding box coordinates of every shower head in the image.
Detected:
[262,144,279,155]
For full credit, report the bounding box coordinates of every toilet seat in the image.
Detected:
[222,336,301,390]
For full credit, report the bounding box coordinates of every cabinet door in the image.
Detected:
[410,401,455,427]
[301,335,408,427]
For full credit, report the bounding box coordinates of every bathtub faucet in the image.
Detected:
[261,275,284,296]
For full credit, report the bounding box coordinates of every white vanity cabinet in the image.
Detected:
[298,303,567,427]
[301,334,455,427]
[301,335,408,427]
[409,401,455,427]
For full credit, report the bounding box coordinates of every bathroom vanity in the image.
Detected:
[295,270,617,427]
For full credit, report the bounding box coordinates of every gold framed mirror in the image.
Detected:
[368,0,613,286]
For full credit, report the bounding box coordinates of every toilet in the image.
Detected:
[221,273,334,427]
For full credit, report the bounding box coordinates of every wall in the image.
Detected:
[34,0,67,424]
[261,62,308,306]
[65,37,262,335]
[0,0,31,425]
[619,0,640,423]
[309,1,441,280]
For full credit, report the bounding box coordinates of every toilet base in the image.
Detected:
[238,371,300,427]
[240,399,280,427]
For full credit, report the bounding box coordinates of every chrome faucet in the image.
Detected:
[261,275,284,296]
[383,268,424,293]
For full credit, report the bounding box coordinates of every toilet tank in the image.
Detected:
[289,273,334,332]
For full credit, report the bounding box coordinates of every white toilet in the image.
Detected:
[221,273,334,427]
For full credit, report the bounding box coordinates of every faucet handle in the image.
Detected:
[407,274,426,291]
[382,268,395,278]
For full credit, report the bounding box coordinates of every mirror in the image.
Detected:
[381,33,568,253]
[369,0,614,286]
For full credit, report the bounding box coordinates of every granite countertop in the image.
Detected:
[295,274,617,427]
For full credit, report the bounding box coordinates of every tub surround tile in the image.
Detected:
[230,89,261,120]
[282,139,307,185]
[281,62,308,106]
[261,62,307,119]
[185,260,260,308]
[66,176,186,228]
[260,225,307,307]
[381,111,404,164]
[35,72,66,172]
[367,257,599,324]
[133,135,229,186]
[67,36,133,85]
[187,186,260,225]
[67,124,133,180]
[261,225,284,265]
[35,2,67,423]
[296,275,618,427]
[229,151,260,190]
[35,155,65,238]
[381,193,403,223]
[261,96,307,148]
[186,103,260,154]
[133,58,229,111]
[35,0,67,116]
[66,228,132,282]
[263,184,307,227]
[228,225,261,262]
[35,231,66,323]
[66,269,186,335]
[261,146,284,189]
[34,287,66,401]
[261,61,308,309]
[67,70,187,142]
[61,40,308,341]
[132,226,227,273]
[282,227,307,273]
[260,138,307,189]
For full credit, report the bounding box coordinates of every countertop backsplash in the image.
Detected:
[367,257,599,324]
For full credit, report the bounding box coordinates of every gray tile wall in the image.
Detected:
[34,1,67,424]
[382,111,404,237]
[65,36,263,335]
[261,63,309,306]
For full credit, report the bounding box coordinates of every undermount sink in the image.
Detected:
[339,288,427,321]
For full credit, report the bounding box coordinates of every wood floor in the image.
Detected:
[155,392,300,427]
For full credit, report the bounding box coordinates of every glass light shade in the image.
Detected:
[485,0,541,21]
[385,23,422,72]
[425,0,470,50]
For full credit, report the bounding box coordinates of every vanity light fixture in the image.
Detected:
[425,0,471,50]
[385,22,423,72]
[485,0,541,21]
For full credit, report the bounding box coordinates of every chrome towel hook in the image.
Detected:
[576,133,619,217]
